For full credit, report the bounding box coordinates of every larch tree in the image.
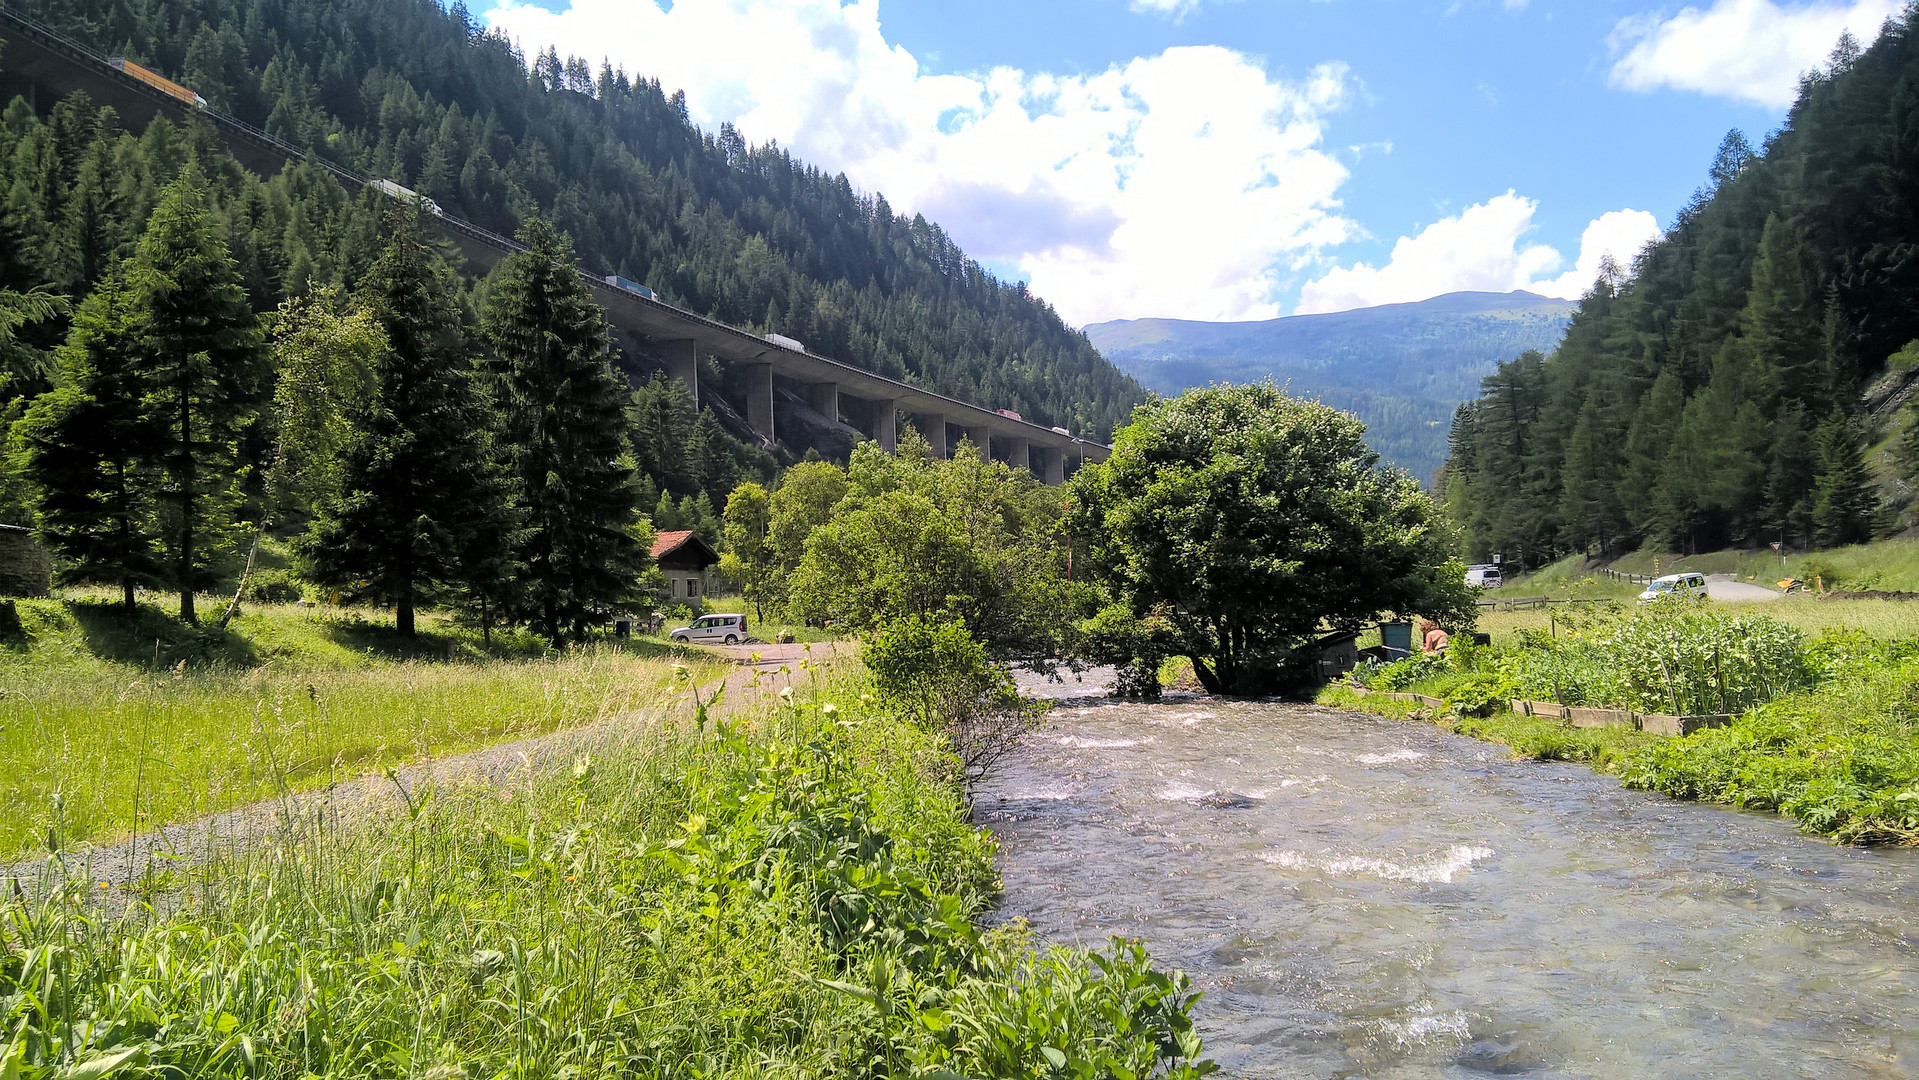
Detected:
[484,217,643,645]
[18,274,163,610]
[307,213,515,638]
[127,171,266,624]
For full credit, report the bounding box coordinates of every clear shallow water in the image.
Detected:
[979,691,1919,1078]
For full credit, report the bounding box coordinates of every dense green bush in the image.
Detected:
[864,616,1046,784]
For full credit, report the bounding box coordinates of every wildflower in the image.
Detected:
[820,702,839,718]
[779,686,794,702]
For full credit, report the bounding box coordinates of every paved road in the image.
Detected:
[1705,573,1783,602]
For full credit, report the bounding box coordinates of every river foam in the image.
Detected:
[1356,748,1426,765]
[1054,735,1152,749]
[1260,844,1495,883]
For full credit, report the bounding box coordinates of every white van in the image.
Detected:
[1465,564,1503,588]
[1638,573,1708,603]
[670,613,749,645]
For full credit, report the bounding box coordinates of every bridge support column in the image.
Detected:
[746,363,775,444]
[1042,446,1065,486]
[808,381,838,423]
[962,425,992,463]
[871,398,897,452]
[1006,436,1030,472]
[920,414,948,459]
[663,339,698,407]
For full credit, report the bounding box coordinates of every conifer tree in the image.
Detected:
[485,218,643,645]
[1766,406,1818,550]
[308,213,514,638]
[1811,409,1876,547]
[128,170,265,623]
[17,275,162,610]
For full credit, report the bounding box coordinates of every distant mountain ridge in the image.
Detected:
[1085,290,1576,480]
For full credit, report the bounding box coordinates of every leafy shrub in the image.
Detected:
[1442,675,1519,718]
[1598,606,1809,714]
[912,929,1216,1080]
[1078,604,1178,701]
[864,616,1046,783]
[1621,656,1919,843]
[1357,653,1446,691]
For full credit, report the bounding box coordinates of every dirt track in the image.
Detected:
[9,641,848,890]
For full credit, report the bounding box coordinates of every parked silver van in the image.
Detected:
[1465,564,1503,588]
[670,613,749,645]
[1638,573,1708,603]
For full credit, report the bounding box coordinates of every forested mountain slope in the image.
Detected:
[0,0,1142,440]
[1443,14,1919,568]
[1086,290,1573,481]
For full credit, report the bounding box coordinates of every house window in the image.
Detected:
[671,577,682,598]
[688,579,700,597]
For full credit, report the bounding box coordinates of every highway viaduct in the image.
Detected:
[0,3,1109,482]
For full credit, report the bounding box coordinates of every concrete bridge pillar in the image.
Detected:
[871,398,897,452]
[920,414,948,459]
[1042,446,1066,486]
[663,338,698,407]
[962,425,992,463]
[746,363,775,444]
[1006,436,1030,472]
[808,381,838,423]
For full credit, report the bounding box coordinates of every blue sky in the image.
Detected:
[484,0,1902,325]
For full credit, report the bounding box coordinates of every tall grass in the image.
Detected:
[0,599,722,857]
[0,670,1213,1078]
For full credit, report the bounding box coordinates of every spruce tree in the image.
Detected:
[18,274,163,610]
[1811,409,1876,548]
[485,218,643,645]
[308,213,514,638]
[128,170,265,623]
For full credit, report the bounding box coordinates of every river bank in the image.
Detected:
[982,688,1919,1077]
[1,664,1212,1079]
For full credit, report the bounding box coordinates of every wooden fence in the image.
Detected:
[1595,567,1654,585]
[1476,595,1609,611]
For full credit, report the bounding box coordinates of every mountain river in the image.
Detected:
[982,678,1919,1078]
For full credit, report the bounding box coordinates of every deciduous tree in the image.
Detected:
[1070,383,1473,696]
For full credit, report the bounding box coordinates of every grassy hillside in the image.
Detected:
[1086,290,1573,479]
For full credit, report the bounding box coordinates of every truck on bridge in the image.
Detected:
[107,57,204,108]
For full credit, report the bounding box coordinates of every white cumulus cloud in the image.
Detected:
[482,0,1354,324]
[1295,193,1662,315]
[1609,0,1903,109]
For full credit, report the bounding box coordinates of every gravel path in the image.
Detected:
[9,642,848,891]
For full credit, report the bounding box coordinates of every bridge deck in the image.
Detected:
[0,3,1108,477]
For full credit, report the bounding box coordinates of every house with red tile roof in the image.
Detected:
[650,530,720,603]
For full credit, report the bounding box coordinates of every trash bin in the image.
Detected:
[1380,621,1413,659]
[615,618,632,639]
